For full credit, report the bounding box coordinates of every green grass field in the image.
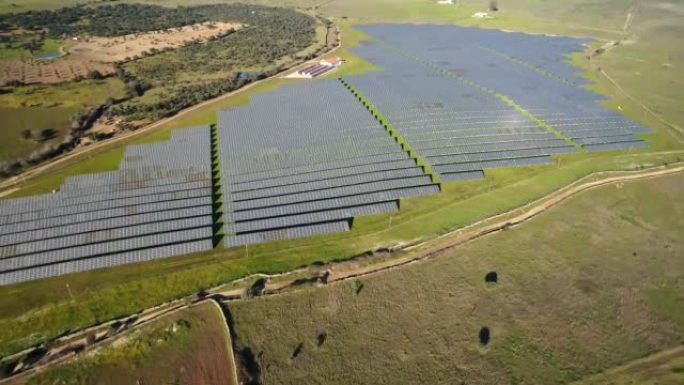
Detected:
[6,301,237,385]
[0,0,683,367]
[227,172,684,385]
[0,78,127,162]
[571,347,684,385]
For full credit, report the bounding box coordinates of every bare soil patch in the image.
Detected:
[68,21,242,63]
[0,59,113,85]
[0,22,241,85]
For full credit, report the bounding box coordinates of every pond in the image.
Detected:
[34,52,64,60]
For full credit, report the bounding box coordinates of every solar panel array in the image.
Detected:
[351,24,649,163]
[218,79,440,246]
[343,41,573,181]
[0,25,654,285]
[0,126,215,285]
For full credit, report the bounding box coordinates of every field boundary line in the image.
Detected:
[206,300,240,385]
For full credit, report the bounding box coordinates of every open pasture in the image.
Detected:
[5,301,237,385]
[0,106,79,162]
[228,172,684,385]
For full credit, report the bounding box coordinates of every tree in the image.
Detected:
[39,128,57,141]
[20,129,32,140]
[88,69,104,79]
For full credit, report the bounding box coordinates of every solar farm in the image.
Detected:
[0,25,652,286]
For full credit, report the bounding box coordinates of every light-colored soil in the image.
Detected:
[68,21,241,63]
[0,59,113,85]
[0,22,241,85]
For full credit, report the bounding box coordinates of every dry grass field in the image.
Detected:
[228,173,684,385]
[68,21,242,63]
[6,301,237,385]
[571,346,684,385]
[0,21,241,85]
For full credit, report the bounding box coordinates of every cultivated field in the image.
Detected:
[5,301,237,385]
[0,22,241,85]
[571,346,684,385]
[0,59,113,86]
[227,173,684,384]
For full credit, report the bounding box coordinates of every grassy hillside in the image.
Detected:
[571,346,684,385]
[0,78,126,162]
[227,173,684,385]
[6,301,236,385]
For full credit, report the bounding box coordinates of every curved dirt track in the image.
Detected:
[2,162,682,382]
[324,163,684,283]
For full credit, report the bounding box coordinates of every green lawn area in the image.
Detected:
[0,78,126,162]
[226,172,684,385]
[6,301,237,385]
[0,0,85,14]
[0,37,66,60]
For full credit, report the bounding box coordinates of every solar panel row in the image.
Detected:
[352,24,649,155]
[226,221,350,247]
[0,240,213,286]
[218,80,440,247]
[0,126,215,285]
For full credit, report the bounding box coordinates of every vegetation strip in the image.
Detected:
[371,38,580,150]
[338,77,441,184]
[3,162,681,378]
[210,125,225,247]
